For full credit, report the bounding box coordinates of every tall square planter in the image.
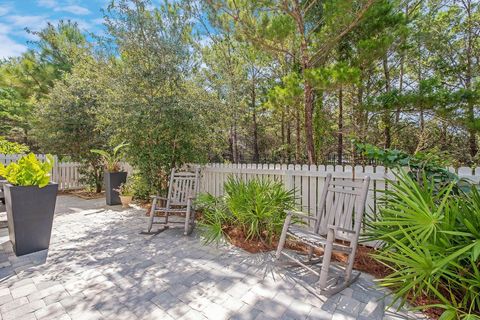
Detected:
[105,171,127,205]
[4,183,58,256]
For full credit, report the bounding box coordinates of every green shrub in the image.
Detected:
[0,153,54,187]
[368,170,480,319]
[0,137,29,155]
[130,174,152,200]
[78,162,104,193]
[355,142,458,188]
[195,177,295,245]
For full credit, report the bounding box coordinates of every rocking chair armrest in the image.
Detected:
[286,210,318,221]
[327,225,356,234]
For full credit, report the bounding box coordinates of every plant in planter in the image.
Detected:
[0,153,57,256]
[91,141,129,205]
[116,177,135,208]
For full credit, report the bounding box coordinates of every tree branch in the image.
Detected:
[310,0,377,66]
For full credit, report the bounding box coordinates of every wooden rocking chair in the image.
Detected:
[146,168,200,235]
[275,174,370,295]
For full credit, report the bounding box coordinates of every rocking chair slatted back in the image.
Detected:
[315,174,370,242]
[167,169,200,206]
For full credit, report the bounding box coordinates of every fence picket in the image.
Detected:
[3,156,480,202]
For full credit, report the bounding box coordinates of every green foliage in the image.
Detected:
[129,174,152,201]
[369,171,480,319]
[0,137,29,155]
[91,142,129,173]
[0,153,54,187]
[35,58,110,192]
[196,177,295,245]
[0,21,88,144]
[78,163,104,193]
[101,0,208,193]
[355,142,458,186]
[117,176,135,197]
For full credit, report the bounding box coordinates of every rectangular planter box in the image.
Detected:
[4,183,58,256]
[105,171,127,206]
[0,179,6,204]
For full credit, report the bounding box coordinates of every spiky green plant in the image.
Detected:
[195,177,295,245]
[90,141,129,172]
[368,170,480,319]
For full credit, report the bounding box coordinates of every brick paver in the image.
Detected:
[0,196,425,319]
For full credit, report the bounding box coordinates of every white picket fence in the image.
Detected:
[200,163,480,220]
[1,154,83,190]
[3,154,480,205]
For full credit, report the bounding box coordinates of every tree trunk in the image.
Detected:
[233,122,239,163]
[303,81,316,164]
[228,126,235,162]
[337,86,343,165]
[396,3,408,124]
[287,117,292,163]
[383,55,392,148]
[465,0,477,159]
[281,110,285,162]
[296,108,301,164]
[252,108,259,163]
[93,165,102,193]
[420,109,425,133]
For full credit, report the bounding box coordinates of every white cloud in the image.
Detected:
[0,4,11,16]
[6,15,48,27]
[38,0,91,15]
[37,0,57,8]
[56,5,90,15]
[0,23,27,59]
[72,19,93,31]
[92,18,104,25]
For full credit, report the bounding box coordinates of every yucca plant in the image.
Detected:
[195,177,295,245]
[368,170,480,319]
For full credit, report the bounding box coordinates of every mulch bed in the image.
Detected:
[58,189,106,199]
[224,227,391,278]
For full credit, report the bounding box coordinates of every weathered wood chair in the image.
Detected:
[275,174,370,295]
[146,168,200,235]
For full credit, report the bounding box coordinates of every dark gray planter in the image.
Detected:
[0,179,6,204]
[4,183,58,256]
[105,171,127,205]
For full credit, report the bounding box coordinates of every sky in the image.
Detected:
[0,0,108,59]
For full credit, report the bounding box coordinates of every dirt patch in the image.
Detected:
[58,189,105,199]
[223,228,390,278]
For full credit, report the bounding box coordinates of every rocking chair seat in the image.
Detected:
[152,207,189,214]
[287,225,352,254]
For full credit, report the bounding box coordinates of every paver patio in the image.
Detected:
[0,196,424,320]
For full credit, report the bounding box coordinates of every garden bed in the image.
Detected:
[58,189,105,200]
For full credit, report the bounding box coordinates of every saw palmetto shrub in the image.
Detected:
[195,177,295,246]
[369,171,480,320]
